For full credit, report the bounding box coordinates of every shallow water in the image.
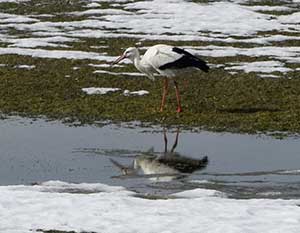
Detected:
[1,116,299,199]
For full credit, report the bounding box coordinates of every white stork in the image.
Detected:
[112,44,209,113]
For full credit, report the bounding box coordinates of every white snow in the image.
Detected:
[1,0,298,43]
[225,61,292,73]
[90,45,109,49]
[258,74,280,79]
[85,2,101,8]
[72,9,133,16]
[279,12,300,24]
[123,89,149,96]
[0,181,300,233]
[0,0,299,74]
[94,69,146,76]
[89,63,120,68]
[192,46,300,63]
[122,1,284,37]
[0,13,38,23]
[14,64,35,69]
[82,87,121,95]
[1,36,77,48]
[82,87,149,96]
[172,188,226,198]
[0,47,115,61]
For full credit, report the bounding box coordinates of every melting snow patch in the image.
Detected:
[258,74,280,79]
[72,9,133,16]
[0,181,300,233]
[30,180,131,193]
[123,89,149,96]
[89,63,122,68]
[0,0,299,77]
[172,188,226,198]
[14,64,35,69]
[90,45,109,49]
[0,12,38,23]
[192,46,300,63]
[4,36,77,48]
[85,2,101,8]
[279,12,300,24]
[82,87,121,95]
[225,61,292,73]
[94,69,146,76]
[0,47,115,61]
[123,1,285,37]
[82,87,149,96]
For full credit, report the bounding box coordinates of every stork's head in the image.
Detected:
[111,47,139,65]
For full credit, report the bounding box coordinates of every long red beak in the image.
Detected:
[111,54,126,66]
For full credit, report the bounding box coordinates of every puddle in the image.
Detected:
[0,116,299,199]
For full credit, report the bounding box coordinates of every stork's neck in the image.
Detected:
[133,55,142,70]
[131,50,140,66]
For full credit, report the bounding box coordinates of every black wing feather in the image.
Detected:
[159,47,209,73]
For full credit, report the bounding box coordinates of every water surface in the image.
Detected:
[0,116,299,199]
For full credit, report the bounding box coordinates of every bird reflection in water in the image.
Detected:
[110,128,208,182]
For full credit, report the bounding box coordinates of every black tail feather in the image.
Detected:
[159,47,209,72]
[191,56,209,73]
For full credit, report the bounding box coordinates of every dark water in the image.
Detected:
[1,116,300,199]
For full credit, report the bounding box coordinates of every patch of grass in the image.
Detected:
[241,0,292,7]
[0,2,19,13]
[190,0,215,3]
[256,10,298,16]
[0,0,299,135]
[0,54,300,134]
[1,0,85,15]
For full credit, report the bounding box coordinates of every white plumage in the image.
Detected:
[142,45,184,77]
[112,44,209,112]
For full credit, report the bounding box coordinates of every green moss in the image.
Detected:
[241,0,291,6]
[0,0,84,15]
[0,53,300,134]
[0,0,299,135]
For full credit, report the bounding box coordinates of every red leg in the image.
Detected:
[160,78,169,112]
[174,80,182,113]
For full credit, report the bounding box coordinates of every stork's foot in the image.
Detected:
[176,107,182,113]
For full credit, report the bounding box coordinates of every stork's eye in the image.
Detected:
[124,51,131,57]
